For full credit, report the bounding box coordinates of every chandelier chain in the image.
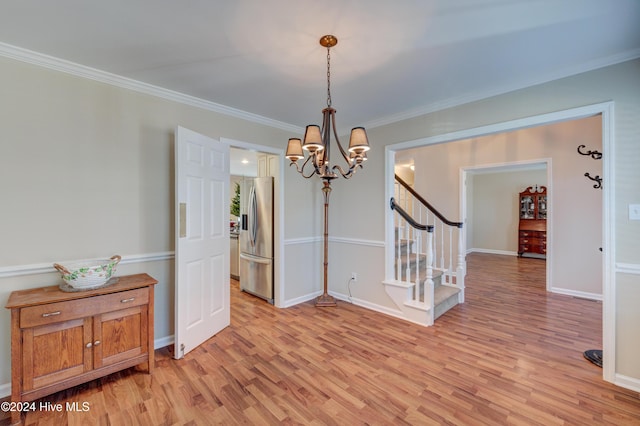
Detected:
[326,46,332,107]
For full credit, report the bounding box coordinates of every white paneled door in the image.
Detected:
[175,126,230,359]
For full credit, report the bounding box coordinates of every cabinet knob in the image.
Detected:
[94,340,101,346]
[42,311,61,318]
[86,342,93,348]
[121,297,135,303]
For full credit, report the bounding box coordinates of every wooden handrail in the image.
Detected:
[394,174,463,228]
[390,198,434,232]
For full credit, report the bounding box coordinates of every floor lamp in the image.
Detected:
[285,35,370,307]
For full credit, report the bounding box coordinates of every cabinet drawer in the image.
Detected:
[520,237,542,245]
[97,287,149,312]
[21,299,90,328]
[520,245,546,254]
[20,287,148,328]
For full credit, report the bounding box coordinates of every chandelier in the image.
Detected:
[285,35,370,307]
[285,35,370,178]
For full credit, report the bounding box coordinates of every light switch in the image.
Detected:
[630,204,640,221]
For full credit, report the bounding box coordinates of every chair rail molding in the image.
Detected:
[0,252,175,278]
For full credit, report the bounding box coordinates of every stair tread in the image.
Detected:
[434,285,460,306]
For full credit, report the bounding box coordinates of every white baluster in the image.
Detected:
[457,226,466,302]
[448,227,453,284]
[438,221,444,271]
[426,230,435,325]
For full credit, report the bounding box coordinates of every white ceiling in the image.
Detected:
[230,148,257,177]
[1,1,639,134]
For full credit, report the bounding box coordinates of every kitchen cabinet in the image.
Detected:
[230,232,239,279]
[257,153,279,178]
[518,186,547,258]
[5,273,157,425]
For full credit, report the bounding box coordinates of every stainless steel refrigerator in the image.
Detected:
[239,177,274,304]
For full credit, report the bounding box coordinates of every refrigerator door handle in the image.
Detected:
[250,184,258,246]
[240,253,272,264]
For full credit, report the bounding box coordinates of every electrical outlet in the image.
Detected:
[630,204,640,221]
[351,272,357,281]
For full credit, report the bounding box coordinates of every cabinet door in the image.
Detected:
[267,154,278,177]
[537,195,547,219]
[22,317,93,391]
[520,195,534,219]
[93,305,148,369]
[257,153,278,178]
[257,154,268,177]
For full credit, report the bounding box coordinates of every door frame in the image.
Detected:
[460,159,552,291]
[222,137,286,308]
[385,101,614,383]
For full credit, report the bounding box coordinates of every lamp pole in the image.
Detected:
[315,180,336,306]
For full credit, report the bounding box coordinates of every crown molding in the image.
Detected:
[0,42,303,134]
[2,41,638,135]
[363,48,640,130]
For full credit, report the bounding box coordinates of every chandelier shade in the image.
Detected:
[302,125,324,153]
[348,127,370,155]
[285,138,304,161]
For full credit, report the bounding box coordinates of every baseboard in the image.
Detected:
[614,373,640,393]
[0,382,9,399]
[549,286,602,301]
[329,291,418,323]
[467,248,517,256]
[155,335,174,350]
[280,291,323,308]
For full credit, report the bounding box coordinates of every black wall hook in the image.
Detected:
[584,172,603,189]
[577,145,602,160]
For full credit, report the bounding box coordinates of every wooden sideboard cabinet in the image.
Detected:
[5,273,157,425]
[518,185,547,258]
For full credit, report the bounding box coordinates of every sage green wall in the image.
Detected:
[0,55,321,391]
[471,169,548,254]
[331,58,640,382]
[407,116,602,296]
[0,52,638,391]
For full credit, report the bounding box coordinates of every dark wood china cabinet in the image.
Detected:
[518,185,547,258]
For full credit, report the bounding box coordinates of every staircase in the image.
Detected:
[383,175,465,326]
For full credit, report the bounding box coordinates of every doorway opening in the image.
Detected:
[226,141,285,307]
[461,161,550,295]
[385,102,613,380]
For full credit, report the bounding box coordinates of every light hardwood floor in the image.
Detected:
[3,253,640,425]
